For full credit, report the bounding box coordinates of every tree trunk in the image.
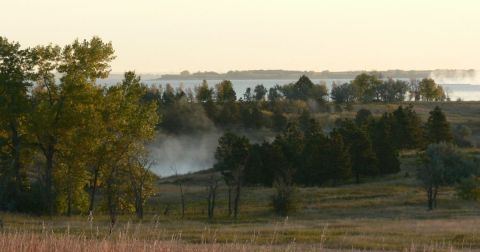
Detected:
[433,186,438,209]
[355,172,360,184]
[67,187,72,216]
[179,184,185,219]
[10,122,22,197]
[89,165,100,213]
[106,168,117,234]
[135,194,143,220]
[45,142,55,216]
[207,179,218,221]
[227,186,232,217]
[427,186,433,210]
[233,182,241,219]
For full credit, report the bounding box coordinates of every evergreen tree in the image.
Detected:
[392,105,424,149]
[425,106,452,144]
[371,113,400,175]
[337,119,378,183]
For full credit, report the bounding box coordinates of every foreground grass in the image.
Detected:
[2,155,480,251]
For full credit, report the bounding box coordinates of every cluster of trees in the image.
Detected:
[0,37,158,228]
[142,75,331,133]
[331,73,446,105]
[213,105,455,216]
[143,73,449,134]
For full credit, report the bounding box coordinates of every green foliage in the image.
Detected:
[253,84,267,101]
[330,83,355,104]
[376,78,409,102]
[214,132,250,184]
[425,106,452,144]
[352,73,382,103]
[391,105,424,149]
[355,109,373,128]
[195,80,214,103]
[337,119,378,183]
[280,75,328,103]
[456,176,480,201]
[418,78,446,101]
[371,113,400,174]
[271,177,298,216]
[215,80,236,103]
[418,143,477,209]
[0,37,35,211]
[453,124,473,147]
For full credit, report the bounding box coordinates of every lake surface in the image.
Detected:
[99,78,480,101]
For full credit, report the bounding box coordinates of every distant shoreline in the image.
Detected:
[151,69,476,81]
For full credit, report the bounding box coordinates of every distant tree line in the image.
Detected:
[160,69,434,80]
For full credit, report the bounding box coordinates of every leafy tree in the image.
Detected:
[100,71,158,228]
[280,75,328,103]
[456,176,480,201]
[240,103,264,129]
[267,85,283,102]
[30,37,114,215]
[354,109,373,128]
[376,78,408,102]
[195,80,214,102]
[331,83,355,104]
[352,73,382,103]
[425,106,452,144]
[418,78,446,101]
[453,124,473,147]
[243,87,253,102]
[160,98,213,133]
[281,75,314,100]
[214,132,250,219]
[161,84,176,105]
[253,84,267,101]
[418,143,477,210]
[215,80,236,103]
[0,37,35,210]
[272,174,298,217]
[127,156,156,220]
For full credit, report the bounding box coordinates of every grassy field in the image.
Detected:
[2,153,480,251]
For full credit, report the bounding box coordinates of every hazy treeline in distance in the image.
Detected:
[159,69,478,81]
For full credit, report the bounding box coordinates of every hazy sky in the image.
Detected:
[2,0,479,73]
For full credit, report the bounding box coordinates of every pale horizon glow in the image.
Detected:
[2,0,480,73]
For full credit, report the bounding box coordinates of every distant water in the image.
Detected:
[97,78,480,101]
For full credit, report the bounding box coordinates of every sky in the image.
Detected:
[2,0,480,73]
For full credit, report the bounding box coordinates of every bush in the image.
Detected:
[271,178,298,216]
[456,176,480,200]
